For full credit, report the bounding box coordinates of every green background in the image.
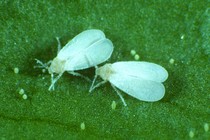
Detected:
[0,0,209,139]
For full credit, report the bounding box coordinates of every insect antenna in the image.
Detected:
[56,37,62,54]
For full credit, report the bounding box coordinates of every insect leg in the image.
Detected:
[89,66,99,92]
[111,84,127,106]
[89,75,98,92]
[89,80,107,93]
[48,73,63,91]
[68,71,91,82]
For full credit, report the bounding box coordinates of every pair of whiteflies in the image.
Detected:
[35,29,168,106]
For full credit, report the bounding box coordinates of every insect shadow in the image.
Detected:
[22,39,57,77]
[162,69,184,103]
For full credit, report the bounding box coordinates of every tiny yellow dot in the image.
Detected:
[42,69,46,73]
[14,67,19,74]
[80,122,85,130]
[22,94,27,100]
[169,58,175,64]
[130,50,136,56]
[134,54,140,60]
[204,123,209,132]
[189,130,194,138]
[19,89,25,95]
[181,35,184,40]
[111,101,117,110]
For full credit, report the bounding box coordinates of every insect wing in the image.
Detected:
[109,73,165,102]
[64,38,113,71]
[57,29,106,60]
[112,61,168,82]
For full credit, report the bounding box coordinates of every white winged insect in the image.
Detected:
[35,29,114,90]
[89,61,168,106]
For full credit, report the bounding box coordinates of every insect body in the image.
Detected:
[89,61,168,106]
[36,29,114,90]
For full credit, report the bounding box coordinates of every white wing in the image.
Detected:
[109,73,165,102]
[112,61,168,82]
[64,38,113,71]
[57,29,106,60]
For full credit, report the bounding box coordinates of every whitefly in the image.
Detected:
[89,61,168,106]
[35,29,114,90]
